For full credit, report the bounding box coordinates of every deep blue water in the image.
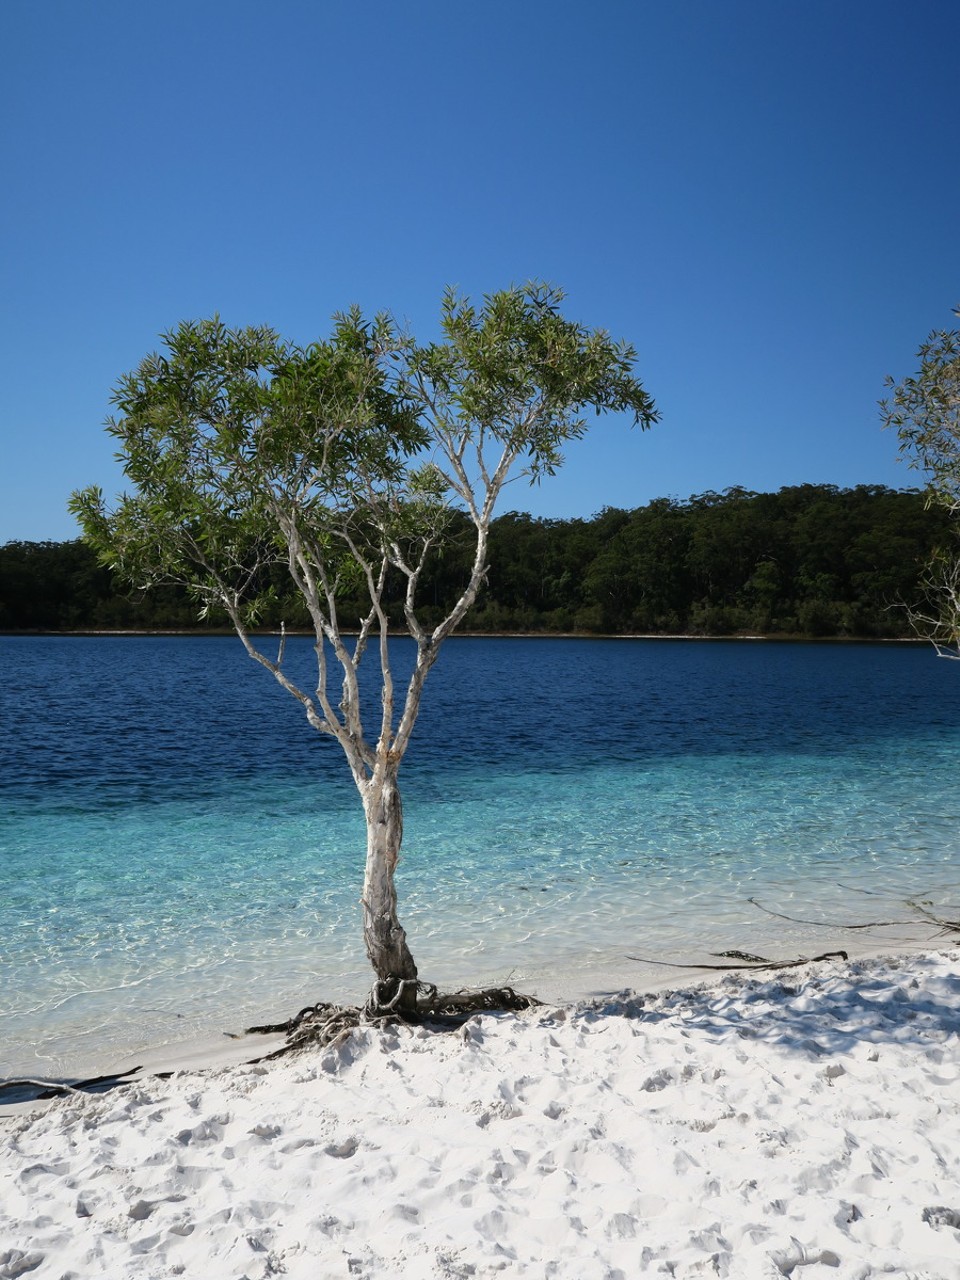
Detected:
[2,635,959,1079]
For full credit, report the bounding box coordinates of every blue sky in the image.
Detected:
[2,0,958,542]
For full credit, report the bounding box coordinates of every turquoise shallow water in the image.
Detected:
[2,636,959,1079]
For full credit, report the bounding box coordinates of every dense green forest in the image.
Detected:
[0,485,949,637]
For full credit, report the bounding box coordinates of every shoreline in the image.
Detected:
[3,946,959,1278]
[0,628,927,643]
[2,926,946,1115]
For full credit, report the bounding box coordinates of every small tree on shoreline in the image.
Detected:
[71,283,658,1014]
[882,306,960,657]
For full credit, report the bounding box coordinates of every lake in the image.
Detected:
[2,634,959,1081]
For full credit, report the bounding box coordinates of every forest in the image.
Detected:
[0,484,950,638]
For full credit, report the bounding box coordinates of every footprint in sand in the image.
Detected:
[0,1251,44,1280]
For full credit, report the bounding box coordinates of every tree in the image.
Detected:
[70,283,658,1014]
[881,306,960,657]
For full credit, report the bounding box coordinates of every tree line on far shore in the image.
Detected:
[0,483,949,638]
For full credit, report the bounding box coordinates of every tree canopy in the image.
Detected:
[882,308,960,511]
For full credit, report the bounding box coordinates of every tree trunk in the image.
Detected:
[361,765,418,1012]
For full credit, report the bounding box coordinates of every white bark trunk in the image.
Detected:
[361,765,418,1009]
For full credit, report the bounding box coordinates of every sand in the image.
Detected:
[2,948,960,1279]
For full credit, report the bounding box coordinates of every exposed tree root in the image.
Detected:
[246,982,542,1058]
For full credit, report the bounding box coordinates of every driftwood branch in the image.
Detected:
[627,889,960,980]
[0,1077,85,1098]
[626,950,849,974]
[0,1066,144,1104]
[748,895,960,936]
[747,897,909,930]
[907,900,960,934]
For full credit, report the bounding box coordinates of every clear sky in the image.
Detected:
[2,0,958,542]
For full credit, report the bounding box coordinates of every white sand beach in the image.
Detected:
[3,948,960,1279]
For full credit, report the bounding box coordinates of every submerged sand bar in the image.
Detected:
[3,948,960,1278]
